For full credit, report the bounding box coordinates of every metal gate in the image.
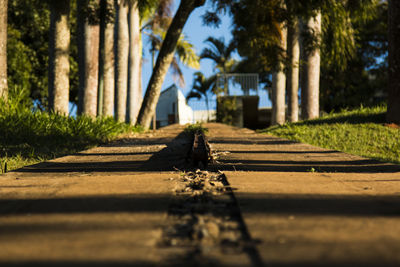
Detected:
[216,73,259,96]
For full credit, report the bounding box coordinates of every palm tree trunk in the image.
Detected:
[48,0,70,115]
[136,0,205,128]
[205,93,210,122]
[77,0,100,117]
[77,0,85,115]
[0,0,7,101]
[83,25,100,117]
[287,17,300,123]
[387,0,400,124]
[301,12,321,120]
[115,0,129,122]
[101,0,115,117]
[83,23,100,117]
[271,25,287,126]
[127,2,141,124]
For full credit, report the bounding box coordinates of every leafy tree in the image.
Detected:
[186,72,216,121]
[7,0,79,110]
[8,0,50,106]
[320,0,386,112]
[209,0,379,122]
[200,36,237,95]
[229,0,285,74]
[301,0,379,118]
[200,37,236,75]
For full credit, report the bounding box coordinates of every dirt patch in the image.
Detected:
[385,123,400,129]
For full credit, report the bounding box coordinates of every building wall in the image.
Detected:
[193,110,216,122]
[156,85,194,127]
[156,86,177,127]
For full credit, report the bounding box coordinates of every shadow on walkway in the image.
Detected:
[209,136,400,173]
[14,131,191,173]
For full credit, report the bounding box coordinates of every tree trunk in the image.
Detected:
[136,0,205,128]
[100,0,115,117]
[77,0,100,117]
[84,23,100,117]
[205,94,210,122]
[301,12,321,120]
[77,0,85,115]
[0,0,7,101]
[388,0,400,124]
[48,0,70,115]
[115,0,129,122]
[287,17,300,123]
[127,2,141,124]
[271,25,287,126]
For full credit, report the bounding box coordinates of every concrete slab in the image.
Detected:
[2,122,400,266]
[0,125,187,266]
[206,123,400,266]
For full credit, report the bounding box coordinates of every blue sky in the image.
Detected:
[141,1,272,110]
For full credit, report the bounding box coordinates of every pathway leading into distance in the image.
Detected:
[1,123,400,266]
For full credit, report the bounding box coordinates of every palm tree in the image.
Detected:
[186,72,216,121]
[77,0,100,118]
[141,0,200,88]
[100,0,115,117]
[286,13,300,123]
[200,36,237,94]
[48,0,70,115]
[388,0,400,124]
[300,0,378,120]
[0,0,7,101]
[271,23,287,126]
[115,0,129,122]
[136,0,205,129]
[300,11,321,120]
[127,0,141,124]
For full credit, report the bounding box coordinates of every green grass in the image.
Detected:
[0,100,142,172]
[258,106,400,164]
[184,123,209,135]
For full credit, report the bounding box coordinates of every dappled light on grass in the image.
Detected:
[260,106,400,165]
[0,102,142,171]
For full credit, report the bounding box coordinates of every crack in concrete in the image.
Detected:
[159,169,263,266]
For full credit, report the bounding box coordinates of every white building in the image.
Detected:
[155,84,194,127]
[193,110,216,123]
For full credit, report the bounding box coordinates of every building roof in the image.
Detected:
[160,84,178,95]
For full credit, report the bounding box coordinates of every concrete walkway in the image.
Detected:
[207,123,400,266]
[1,123,400,266]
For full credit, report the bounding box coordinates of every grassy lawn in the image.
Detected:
[0,102,142,173]
[258,106,400,165]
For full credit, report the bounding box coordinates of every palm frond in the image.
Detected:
[175,34,200,69]
[186,91,202,101]
[170,56,185,87]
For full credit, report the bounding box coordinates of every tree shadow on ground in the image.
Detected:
[286,111,386,126]
[14,131,192,173]
[3,127,400,266]
[14,128,400,174]
[208,136,400,173]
